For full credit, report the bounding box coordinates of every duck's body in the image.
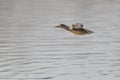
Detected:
[55,23,93,35]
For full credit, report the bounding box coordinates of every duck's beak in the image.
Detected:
[55,26,60,28]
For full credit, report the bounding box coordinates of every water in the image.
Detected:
[0,0,120,80]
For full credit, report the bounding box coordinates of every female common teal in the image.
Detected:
[55,23,93,35]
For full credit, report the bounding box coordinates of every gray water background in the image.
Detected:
[0,0,120,80]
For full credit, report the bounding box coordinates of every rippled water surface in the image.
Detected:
[0,0,120,80]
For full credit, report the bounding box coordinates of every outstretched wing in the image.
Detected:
[72,23,84,30]
[76,23,84,27]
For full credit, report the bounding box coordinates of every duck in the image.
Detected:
[55,23,93,35]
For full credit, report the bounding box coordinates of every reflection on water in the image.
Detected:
[0,0,120,80]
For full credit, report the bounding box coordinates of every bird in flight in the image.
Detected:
[55,23,93,35]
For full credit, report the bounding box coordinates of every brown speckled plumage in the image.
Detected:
[55,23,93,35]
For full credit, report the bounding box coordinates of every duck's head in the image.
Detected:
[55,24,67,28]
[55,24,69,30]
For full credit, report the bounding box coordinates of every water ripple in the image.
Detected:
[0,0,120,80]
